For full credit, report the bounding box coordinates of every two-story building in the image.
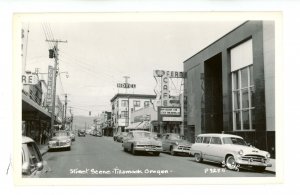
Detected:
[110,93,156,135]
[183,21,275,157]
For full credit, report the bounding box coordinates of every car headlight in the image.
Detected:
[238,150,244,155]
[49,141,56,144]
[175,142,179,146]
[266,152,271,158]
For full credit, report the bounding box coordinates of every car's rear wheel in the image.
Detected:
[123,147,127,152]
[195,153,203,163]
[226,155,238,170]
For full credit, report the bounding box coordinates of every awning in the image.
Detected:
[125,122,142,130]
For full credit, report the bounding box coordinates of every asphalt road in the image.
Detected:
[41,135,275,178]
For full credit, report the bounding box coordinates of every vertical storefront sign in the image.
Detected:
[161,75,169,106]
[46,65,53,109]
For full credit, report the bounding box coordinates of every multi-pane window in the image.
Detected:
[144,101,150,107]
[232,65,255,131]
[121,111,128,118]
[121,100,128,107]
[133,100,140,107]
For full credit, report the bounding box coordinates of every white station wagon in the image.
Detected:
[190,134,272,172]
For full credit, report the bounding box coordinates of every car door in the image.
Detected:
[162,134,170,151]
[205,136,223,162]
[201,136,212,160]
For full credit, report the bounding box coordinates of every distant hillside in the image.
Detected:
[72,115,96,130]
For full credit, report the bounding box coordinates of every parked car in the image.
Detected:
[78,129,86,137]
[48,131,72,151]
[116,132,128,143]
[161,133,192,156]
[122,130,162,156]
[113,132,120,141]
[95,131,103,137]
[70,132,76,141]
[22,136,49,178]
[190,133,272,172]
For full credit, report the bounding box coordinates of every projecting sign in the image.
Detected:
[117,83,136,88]
[46,66,54,106]
[160,107,181,116]
[22,73,38,85]
[161,75,169,106]
[162,117,182,122]
[153,70,185,78]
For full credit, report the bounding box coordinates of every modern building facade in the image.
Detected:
[183,21,275,157]
[110,93,156,135]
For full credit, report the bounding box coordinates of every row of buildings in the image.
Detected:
[22,73,66,144]
[95,21,276,158]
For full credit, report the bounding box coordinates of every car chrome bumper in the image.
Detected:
[48,143,71,149]
[236,159,272,167]
[173,148,191,154]
[134,146,163,152]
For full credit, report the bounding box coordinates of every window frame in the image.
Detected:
[232,65,255,131]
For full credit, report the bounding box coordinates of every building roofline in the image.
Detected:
[110,93,156,102]
[183,20,248,63]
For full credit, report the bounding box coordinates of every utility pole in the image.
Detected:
[47,39,67,137]
[64,93,68,124]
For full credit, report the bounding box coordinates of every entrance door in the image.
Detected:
[204,53,223,133]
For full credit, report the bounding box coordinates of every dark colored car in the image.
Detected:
[78,129,86,137]
[116,132,128,143]
[161,133,192,156]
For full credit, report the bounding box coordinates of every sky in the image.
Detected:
[22,16,244,116]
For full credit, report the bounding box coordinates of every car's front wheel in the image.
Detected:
[170,146,176,156]
[226,155,239,170]
[131,145,137,155]
[194,153,203,163]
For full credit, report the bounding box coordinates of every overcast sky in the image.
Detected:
[23,16,244,116]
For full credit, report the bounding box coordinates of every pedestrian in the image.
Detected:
[42,130,47,144]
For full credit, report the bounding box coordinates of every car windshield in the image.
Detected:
[222,137,247,146]
[168,134,181,140]
[54,132,69,137]
[133,132,151,138]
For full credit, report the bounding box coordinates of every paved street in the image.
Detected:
[41,135,275,178]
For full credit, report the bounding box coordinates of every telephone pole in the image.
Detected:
[64,93,68,125]
[47,39,67,136]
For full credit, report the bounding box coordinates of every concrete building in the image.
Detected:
[183,21,275,157]
[110,93,156,135]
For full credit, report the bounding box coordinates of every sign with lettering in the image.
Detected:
[22,73,38,85]
[117,83,136,88]
[153,70,185,78]
[160,107,181,116]
[161,75,169,106]
[162,117,182,122]
[46,65,54,107]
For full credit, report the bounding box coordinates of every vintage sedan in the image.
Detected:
[190,134,272,172]
[70,132,76,141]
[122,130,162,156]
[161,133,192,156]
[48,131,72,151]
[78,129,86,137]
[22,136,49,177]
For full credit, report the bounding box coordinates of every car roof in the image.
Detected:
[22,136,34,144]
[196,133,243,139]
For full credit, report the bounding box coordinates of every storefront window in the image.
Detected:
[121,100,128,107]
[232,65,255,131]
[133,100,140,107]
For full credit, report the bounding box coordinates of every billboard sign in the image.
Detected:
[158,107,182,122]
